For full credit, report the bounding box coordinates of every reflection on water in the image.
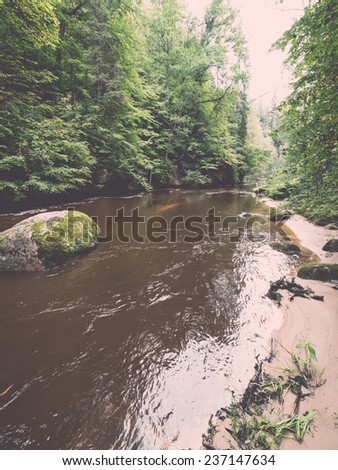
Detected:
[0,189,297,449]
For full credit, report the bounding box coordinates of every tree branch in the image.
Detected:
[197,86,231,105]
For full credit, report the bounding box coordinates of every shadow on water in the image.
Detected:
[0,189,299,449]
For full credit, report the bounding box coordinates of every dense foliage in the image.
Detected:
[270,0,338,222]
[0,0,250,205]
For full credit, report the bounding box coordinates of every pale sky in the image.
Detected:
[184,0,305,106]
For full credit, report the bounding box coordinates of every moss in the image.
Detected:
[31,211,100,268]
[0,234,10,248]
[298,263,338,282]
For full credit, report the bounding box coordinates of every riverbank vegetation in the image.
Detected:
[0,1,336,220]
[0,0,253,206]
[203,340,324,450]
[262,0,337,224]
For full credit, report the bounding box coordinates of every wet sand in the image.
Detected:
[269,205,338,449]
[274,279,338,449]
[273,215,338,450]
[210,203,338,450]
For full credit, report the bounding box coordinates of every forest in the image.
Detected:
[0,0,338,454]
[0,0,337,222]
[0,0,250,202]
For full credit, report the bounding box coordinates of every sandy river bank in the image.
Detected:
[276,212,338,449]
[210,202,338,450]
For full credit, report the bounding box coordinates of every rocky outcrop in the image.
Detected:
[271,242,301,255]
[322,239,338,252]
[0,211,100,271]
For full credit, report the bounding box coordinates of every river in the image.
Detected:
[0,188,293,449]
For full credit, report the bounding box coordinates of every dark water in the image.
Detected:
[0,188,294,449]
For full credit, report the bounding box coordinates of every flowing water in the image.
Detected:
[0,188,295,449]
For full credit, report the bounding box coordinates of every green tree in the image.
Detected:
[142,0,249,187]
[0,0,253,205]
[274,0,338,221]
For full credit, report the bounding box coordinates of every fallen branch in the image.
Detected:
[266,277,324,306]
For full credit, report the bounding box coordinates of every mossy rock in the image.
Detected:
[322,239,338,252]
[298,263,338,282]
[269,207,292,222]
[0,210,100,271]
[271,242,301,255]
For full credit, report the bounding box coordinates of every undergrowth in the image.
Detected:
[204,340,324,450]
[260,170,338,224]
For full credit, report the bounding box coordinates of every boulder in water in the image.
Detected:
[0,210,100,271]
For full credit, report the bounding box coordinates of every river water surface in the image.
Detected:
[0,188,294,449]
